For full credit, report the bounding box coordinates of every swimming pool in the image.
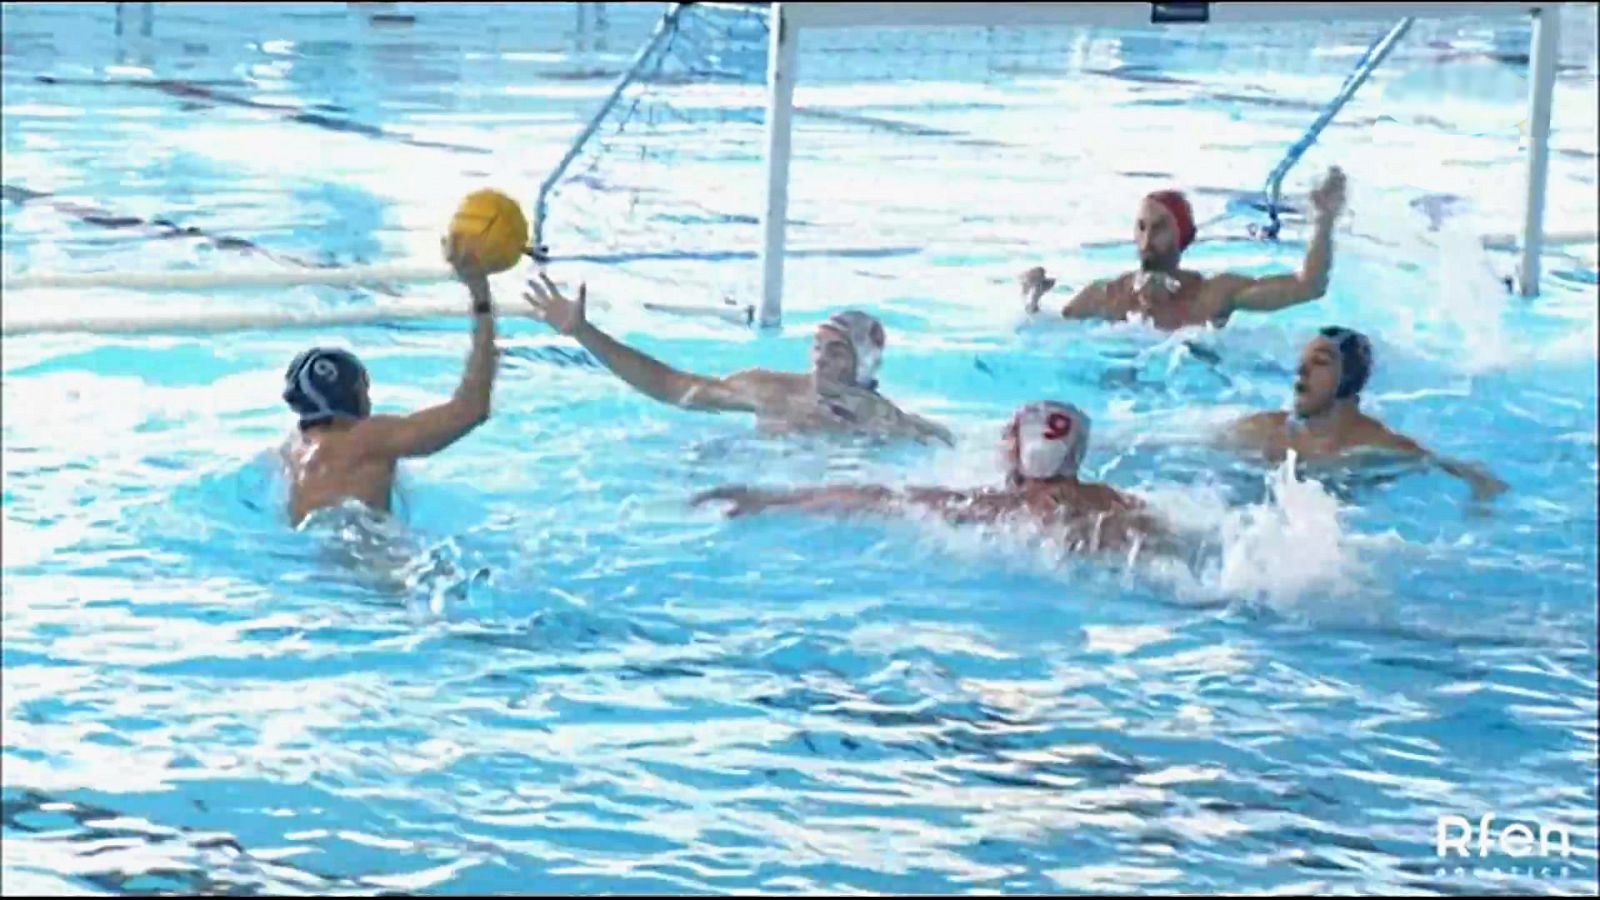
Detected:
[3,2,1597,894]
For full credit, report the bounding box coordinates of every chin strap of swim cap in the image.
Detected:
[1319,326,1373,400]
[819,311,886,391]
[284,347,370,428]
[1006,401,1092,480]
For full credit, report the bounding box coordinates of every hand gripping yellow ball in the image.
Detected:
[447,189,529,273]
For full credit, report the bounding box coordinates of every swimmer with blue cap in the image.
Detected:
[522,275,952,445]
[694,400,1169,554]
[1222,327,1508,500]
[280,236,502,526]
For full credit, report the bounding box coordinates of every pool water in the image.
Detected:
[3,2,1598,894]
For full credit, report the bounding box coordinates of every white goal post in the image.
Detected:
[755,1,1563,326]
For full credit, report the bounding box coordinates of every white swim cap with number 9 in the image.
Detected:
[1005,401,1091,479]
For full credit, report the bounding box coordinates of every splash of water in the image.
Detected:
[1123,452,1404,624]
[1210,452,1374,613]
[895,447,1382,618]
[1392,225,1598,376]
[1433,225,1514,373]
[296,499,489,622]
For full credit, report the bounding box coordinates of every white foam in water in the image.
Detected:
[290,491,485,622]
[1432,225,1515,374]
[894,436,1395,618]
[1391,224,1599,376]
[1117,455,1396,619]
[1209,453,1367,611]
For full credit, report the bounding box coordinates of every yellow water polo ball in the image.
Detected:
[447,189,529,273]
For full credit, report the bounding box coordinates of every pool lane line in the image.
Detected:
[533,245,924,266]
[1,183,403,297]
[31,75,491,155]
[3,183,331,267]
[792,107,990,141]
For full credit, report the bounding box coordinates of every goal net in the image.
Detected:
[532,2,1590,322]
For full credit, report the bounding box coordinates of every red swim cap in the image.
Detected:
[1145,190,1196,251]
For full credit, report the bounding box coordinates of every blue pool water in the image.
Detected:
[3,2,1598,894]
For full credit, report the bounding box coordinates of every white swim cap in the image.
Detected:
[816,311,886,390]
[1004,401,1091,480]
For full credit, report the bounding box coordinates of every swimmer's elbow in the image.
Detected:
[1293,256,1330,301]
[1235,277,1324,313]
[636,370,695,409]
[455,392,491,427]
[670,381,713,411]
[452,373,493,419]
[1265,276,1326,309]
[615,376,692,411]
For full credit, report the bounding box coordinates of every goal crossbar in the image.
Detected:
[755,1,1563,326]
[777,2,1552,30]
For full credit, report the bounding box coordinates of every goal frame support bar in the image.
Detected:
[1519,3,1560,298]
[756,1,1560,326]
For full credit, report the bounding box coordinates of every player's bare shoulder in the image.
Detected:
[1224,410,1288,450]
[1196,271,1249,321]
[1353,414,1420,454]
[722,369,804,405]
